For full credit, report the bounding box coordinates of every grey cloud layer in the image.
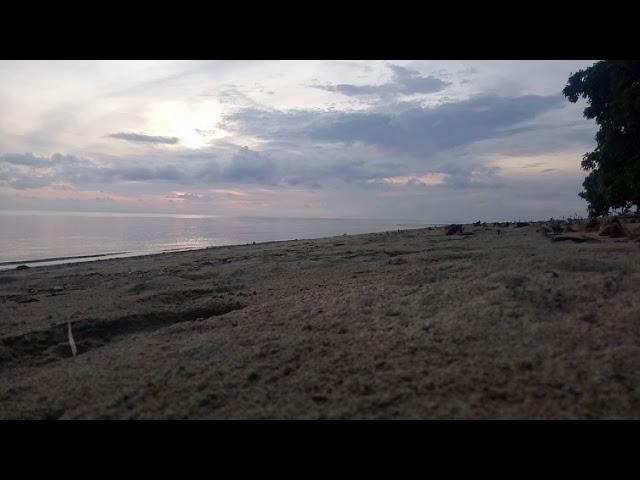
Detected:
[225,93,567,158]
[0,144,412,191]
[2,88,588,198]
[0,152,52,167]
[312,65,449,98]
[1,152,183,188]
[106,132,180,144]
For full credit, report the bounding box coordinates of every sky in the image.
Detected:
[0,60,598,223]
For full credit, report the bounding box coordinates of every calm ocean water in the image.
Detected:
[0,211,429,269]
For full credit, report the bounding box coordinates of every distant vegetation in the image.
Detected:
[563,60,640,217]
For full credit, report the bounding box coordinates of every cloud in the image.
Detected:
[224,146,281,184]
[0,153,51,167]
[0,173,51,189]
[172,192,211,201]
[368,173,449,187]
[226,93,566,159]
[0,85,585,197]
[0,145,400,191]
[169,188,249,202]
[0,87,589,215]
[0,60,602,221]
[210,188,248,197]
[311,64,449,99]
[0,151,191,189]
[100,164,186,182]
[309,95,566,157]
[106,132,180,144]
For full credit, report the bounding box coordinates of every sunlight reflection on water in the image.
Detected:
[0,211,430,269]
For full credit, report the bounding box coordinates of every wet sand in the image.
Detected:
[1,219,640,419]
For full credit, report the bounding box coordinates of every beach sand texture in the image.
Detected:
[1,219,640,419]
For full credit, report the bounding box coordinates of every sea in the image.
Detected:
[0,210,430,270]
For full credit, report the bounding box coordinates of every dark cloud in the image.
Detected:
[224,146,281,184]
[0,153,51,167]
[388,65,450,95]
[0,153,79,189]
[218,145,417,188]
[106,132,180,144]
[308,95,566,157]
[226,94,566,158]
[476,120,595,157]
[85,163,186,183]
[0,172,51,189]
[312,64,449,99]
[0,151,189,189]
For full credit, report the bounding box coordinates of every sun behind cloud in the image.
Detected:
[146,99,230,149]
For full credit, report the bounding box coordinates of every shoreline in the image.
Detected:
[0,252,131,267]
[0,249,206,272]
[1,218,640,419]
[2,209,582,271]
[0,225,441,272]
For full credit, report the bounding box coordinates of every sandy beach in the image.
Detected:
[1,218,640,419]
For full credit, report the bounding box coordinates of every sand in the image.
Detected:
[1,218,640,419]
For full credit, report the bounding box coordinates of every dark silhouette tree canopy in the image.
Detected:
[563,60,640,217]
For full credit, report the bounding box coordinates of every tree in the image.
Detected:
[563,60,640,217]
[578,170,610,217]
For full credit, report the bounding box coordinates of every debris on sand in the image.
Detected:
[599,218,627,238]
[49,286,65,296]
[387,257,408,265]
[584,218,601,232]
[445,224,464,235]
[551,235,599,243]
[549,221,563,235]
[540,225,557,237]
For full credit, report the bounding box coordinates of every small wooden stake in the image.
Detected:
[68,322,77,357]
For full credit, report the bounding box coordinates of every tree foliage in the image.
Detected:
[563,60,640,217]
